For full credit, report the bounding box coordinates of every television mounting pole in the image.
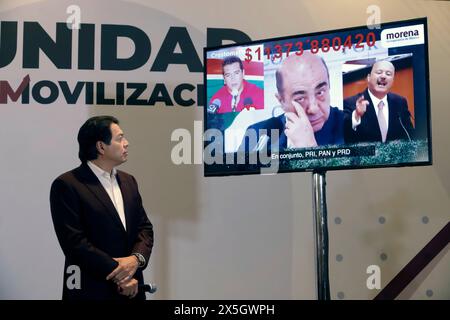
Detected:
[312,170,331,300]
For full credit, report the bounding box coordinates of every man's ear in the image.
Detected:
[275,92,283,105]
[96,141,105,155]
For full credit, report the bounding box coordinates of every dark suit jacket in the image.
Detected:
[50,163,153,300]
[239,106,344,152]
[343,89,414,144]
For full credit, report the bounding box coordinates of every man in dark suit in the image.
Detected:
[50,116,153,300]
[239,52,344,153]
[344,60,414,144]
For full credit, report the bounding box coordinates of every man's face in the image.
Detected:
[223,62,244,93]
[367,61,395,98]
[102,123,129,166]
[277,55,331,132]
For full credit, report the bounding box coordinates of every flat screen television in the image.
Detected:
[203,18,432,176]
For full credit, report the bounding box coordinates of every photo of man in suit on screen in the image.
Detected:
[239,52,345,153]
[343,60,415,144]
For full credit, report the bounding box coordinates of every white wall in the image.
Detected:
[0,0,448,300]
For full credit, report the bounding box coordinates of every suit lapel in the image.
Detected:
[78,164,127,233]
[278,115,287,150]
[116,172,133,235]
[364,90,382,141]
[386,93,397,139]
